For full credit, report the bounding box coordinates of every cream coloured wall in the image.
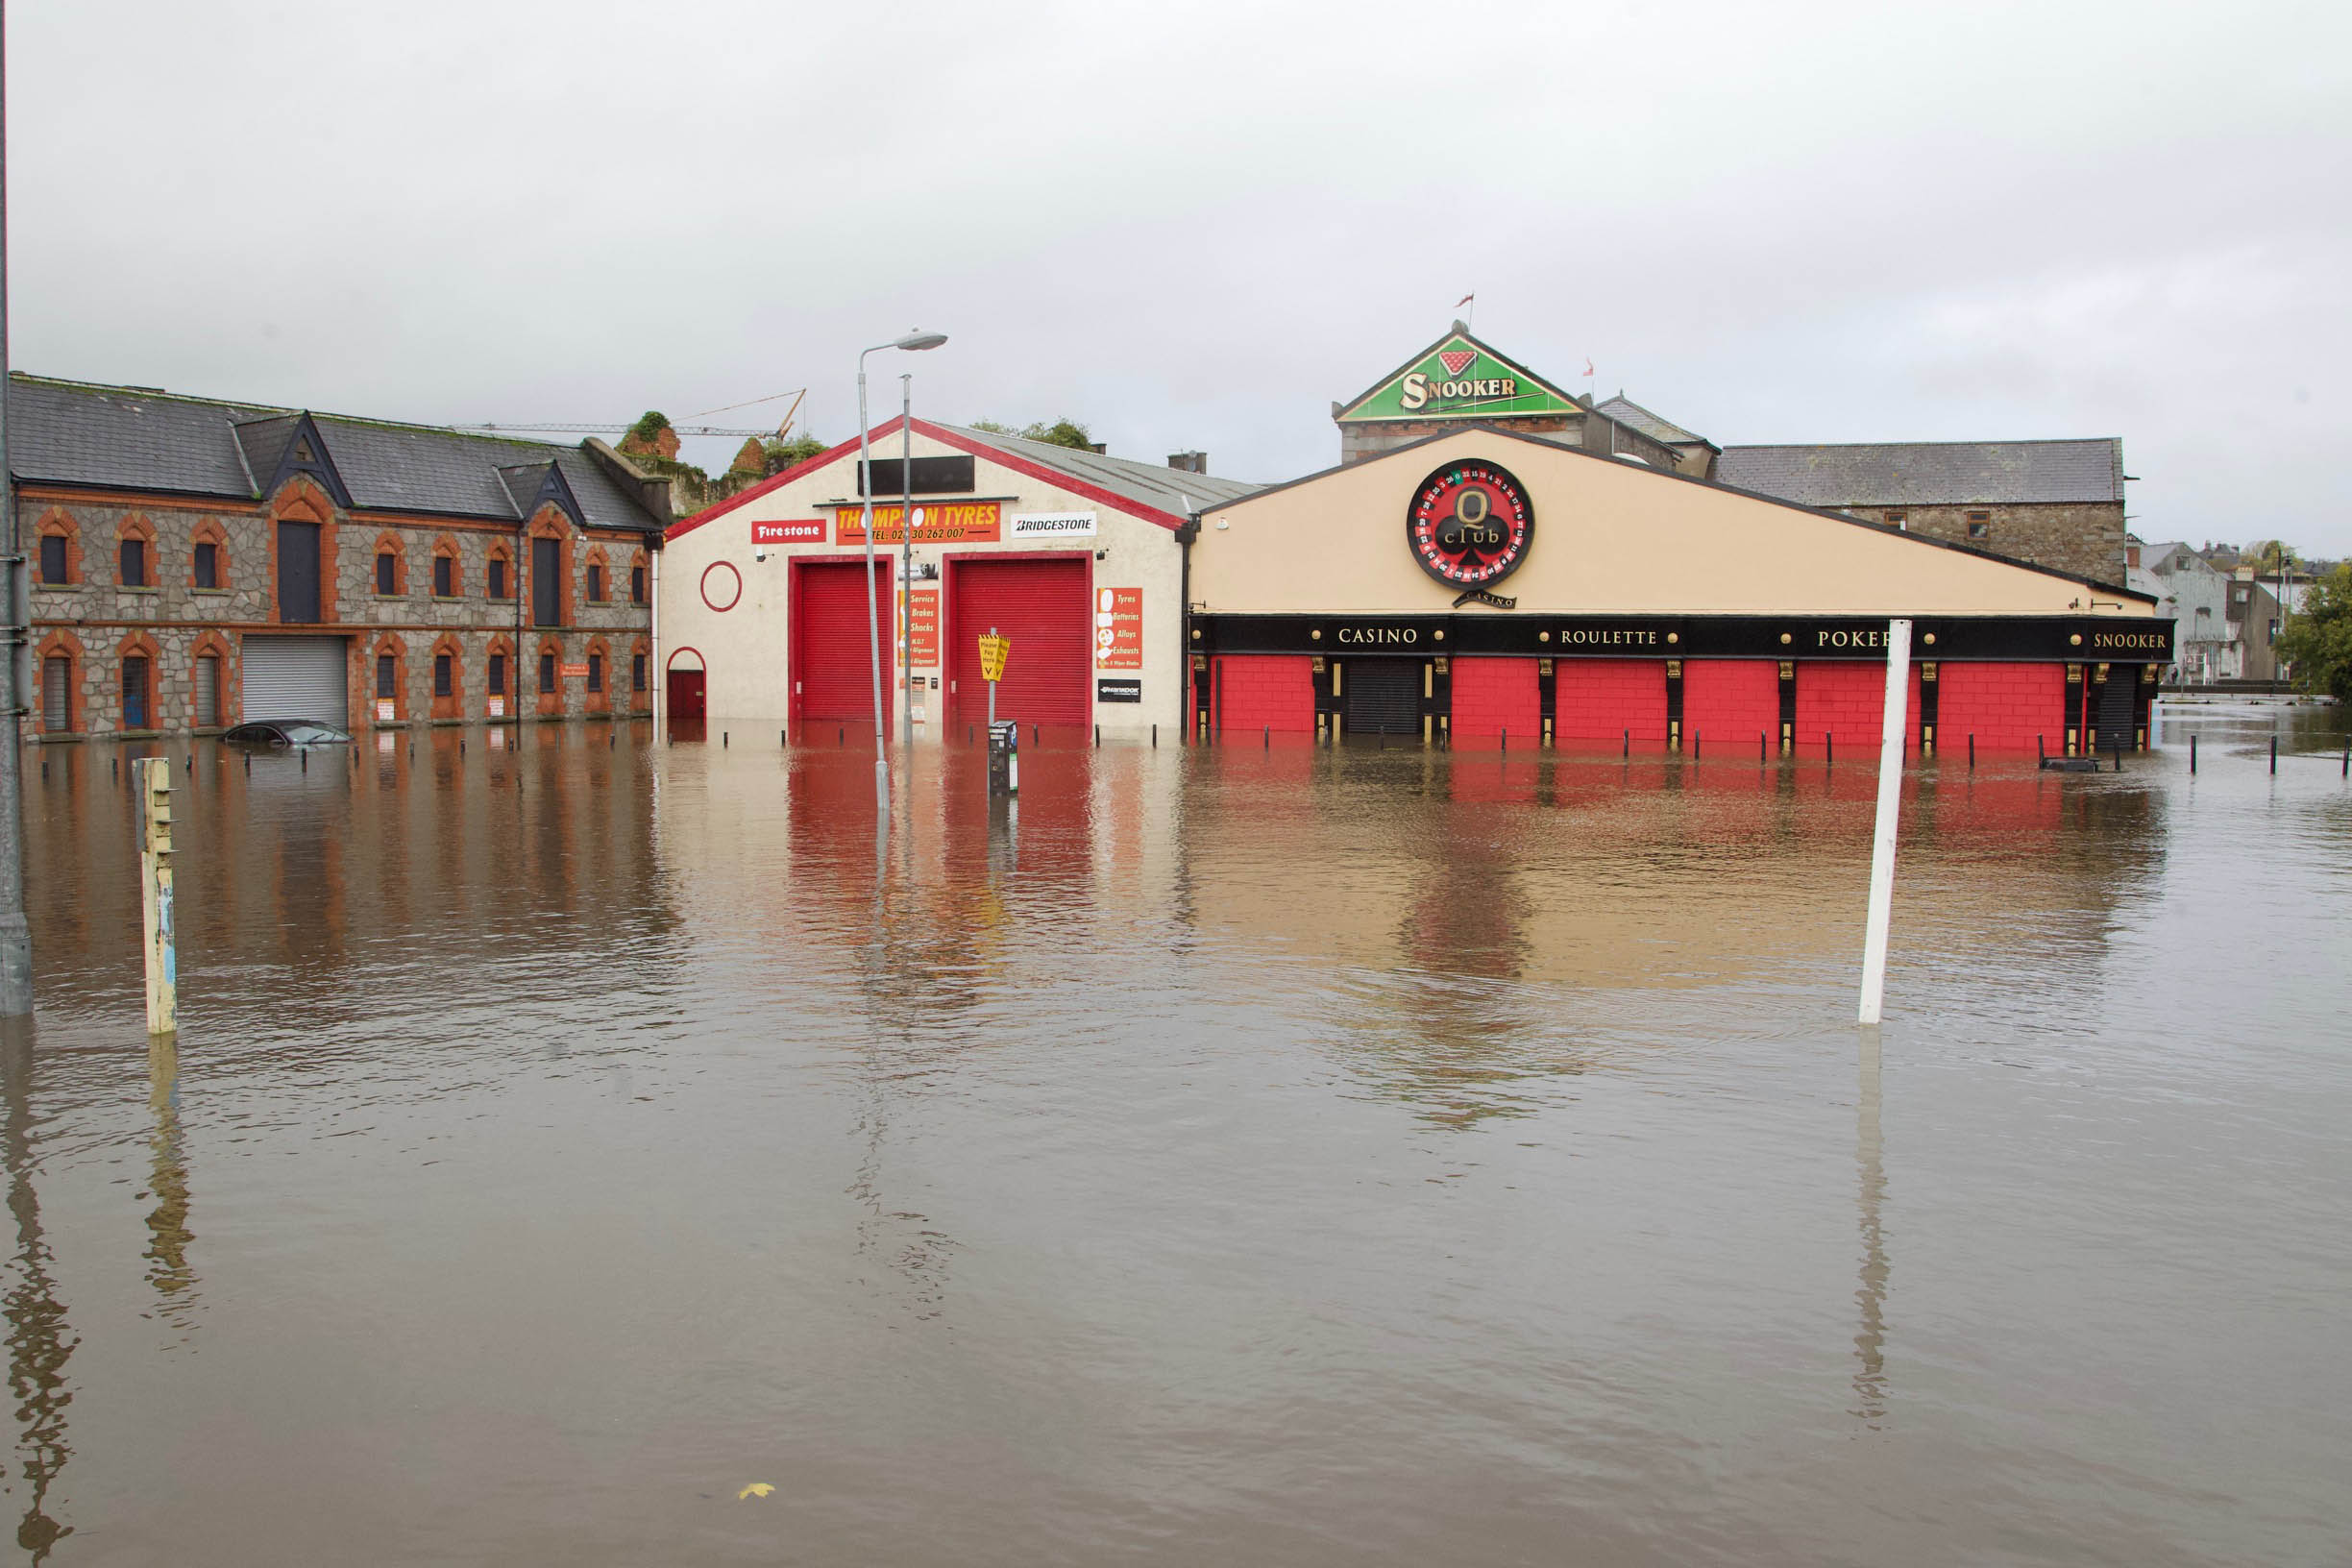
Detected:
[1194,429,2157,620]
[659,428,1189,734]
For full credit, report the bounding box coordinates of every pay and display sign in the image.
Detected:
[977,633,1010,683]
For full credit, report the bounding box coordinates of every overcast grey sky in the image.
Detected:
[13,0,2350,551]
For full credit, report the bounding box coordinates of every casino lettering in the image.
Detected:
[1337,626,1418,645]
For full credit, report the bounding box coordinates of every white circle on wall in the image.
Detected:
[701,561,743,612]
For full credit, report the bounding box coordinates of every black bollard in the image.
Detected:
[1263,724,1269,748]
[460,739,466,755]
[1152,724,1158,747]
[301,748,307,772]
[2038,734,2046,764]
[1502,727,1508,753]
[244,752,251,774]
[112,756,118,782]
[1969,733,1975,770]
[1825,732,1833,764]
[1094,724,1100,747]
[1033,723,1040,747]
[1622,728,1629,758]
[1759,732,1766,763]
[2341,743,2348,778]
[840,726,845,747]
[781,730,786,748]
[723,732,728,747]
[2191,733,2197,773]
[1693,733,1700,760]
[2270,735,2277,774]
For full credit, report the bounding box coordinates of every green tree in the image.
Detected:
[970,417,1095,451]
[2277,562,2352,700]
[761,433,826,476]
[2245,539,2298,574]
[623,410,673,450]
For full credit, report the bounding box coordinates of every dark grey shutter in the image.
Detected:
[195,655,220,727]
[277,523,321,622]
[1343,658,1420,736]
[531,538,560,626]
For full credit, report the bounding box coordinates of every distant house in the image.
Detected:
[2130,541,2231,682]
[1713,439,2128,586]
[12,374,666,740]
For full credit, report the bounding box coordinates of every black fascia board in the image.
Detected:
[1201,421,2158,605]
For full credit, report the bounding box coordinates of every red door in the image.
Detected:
[666,667,705,740]
[795,558,891,729]
[948,557,1090,730]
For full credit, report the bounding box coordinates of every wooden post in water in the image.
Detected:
[134,757,177,1037]
[1858,619,1913,1027]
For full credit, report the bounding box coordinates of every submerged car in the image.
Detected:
[222,720,352,749]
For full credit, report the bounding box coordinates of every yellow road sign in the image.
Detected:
[978,632,1010,683]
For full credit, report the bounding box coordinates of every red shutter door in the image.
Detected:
[949,558,1090,728]
[796,560,890,724]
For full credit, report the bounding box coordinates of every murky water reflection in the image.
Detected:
[7,704,2349,1564]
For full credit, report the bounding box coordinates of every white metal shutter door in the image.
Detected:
[41,658,67,732]
[241,635,349,724]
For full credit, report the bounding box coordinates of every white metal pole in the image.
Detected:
[899,375,914,749]
[1857,618,1912,1025]
[856,350,888,814]
[135,757,176,1036]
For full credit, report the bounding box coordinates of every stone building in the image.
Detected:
[1713,438,2129,585]
[12,374,666,741]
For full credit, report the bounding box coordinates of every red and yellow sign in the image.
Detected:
[1094,586,1142,671]
[836,501,1002,545]
[895,587,940,668]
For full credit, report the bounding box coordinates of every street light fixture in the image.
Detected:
[856,329,948,816]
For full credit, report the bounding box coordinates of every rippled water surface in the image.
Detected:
[7,705,2349,1565]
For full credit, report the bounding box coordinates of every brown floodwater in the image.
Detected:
[5,705,2349,1565]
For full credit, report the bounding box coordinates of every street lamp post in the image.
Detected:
[899,374,916,749]
[855,330,947,815]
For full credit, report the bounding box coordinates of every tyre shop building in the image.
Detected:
[12,374,666,740]
[1188,333,2171,755]
[661,419,1254,740]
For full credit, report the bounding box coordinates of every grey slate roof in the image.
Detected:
[934,422,1261,516]
[1715,438,2124,506]
[8,374,666,534]
[1593,395,1712,448]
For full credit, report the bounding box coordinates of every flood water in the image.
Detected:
[7,705,2350,1565]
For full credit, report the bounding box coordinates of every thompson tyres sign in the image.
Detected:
[836,502,1002,544]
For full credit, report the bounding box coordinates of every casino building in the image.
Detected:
[1186,331,2172,756]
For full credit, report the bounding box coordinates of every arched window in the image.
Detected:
[116,631,161,732]
[431,535,462,599]
[36,509,81,588]
[190,631,233,729]
[535,635,564,717]
[33,631,84,735]
[370,634,407,724]
[629,549,649,605]
[190,518,231,592]
[116,515,158,590]
[372,532,407,598]
[583,545,609,605]
[430,635,464,721]
[486,541,513,601]
[630,635,651,709]
[583,636,610,715]
[484,634,515,719]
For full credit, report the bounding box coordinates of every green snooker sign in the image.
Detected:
[1337,332,1582,424]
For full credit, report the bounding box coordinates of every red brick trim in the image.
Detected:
[429,532,463,599]
[188,516,232,592]
[535,634,565,716]
[114,628,163,731]
[583,634,611,714]
[188,629,236,728]
[364,632,408,725]
[34,507,82,586]
[113,512,158,588]
[268,478,341,624]
[32,629,85,734]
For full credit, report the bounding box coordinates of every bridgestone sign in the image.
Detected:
[1010,511,1097,538]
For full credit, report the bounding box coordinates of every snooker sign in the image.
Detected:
[1338,332,1582,424]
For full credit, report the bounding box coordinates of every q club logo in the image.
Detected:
[1407,460,1534,588]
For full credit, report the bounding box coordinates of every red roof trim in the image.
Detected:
[665,416,1187,542]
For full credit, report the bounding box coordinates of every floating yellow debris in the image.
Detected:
[737,1483,775,1501]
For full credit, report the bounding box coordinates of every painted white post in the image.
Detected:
[135,757,177,1036]
[1857,618,1912,1026]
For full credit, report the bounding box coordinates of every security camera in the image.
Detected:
[753,547,769,563]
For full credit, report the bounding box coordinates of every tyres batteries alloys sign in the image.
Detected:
[1408,460,1533,590]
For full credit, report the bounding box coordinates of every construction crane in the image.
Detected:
[456,388,809,444]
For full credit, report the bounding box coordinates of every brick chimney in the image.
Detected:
[1166,451,1207,474]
